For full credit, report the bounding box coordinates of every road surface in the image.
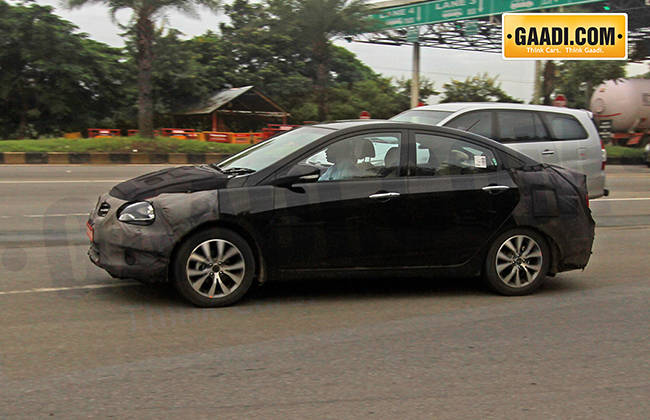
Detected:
[0,164,648,418]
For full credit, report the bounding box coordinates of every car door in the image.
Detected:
[268,130,411,270]
[402,130,520,267]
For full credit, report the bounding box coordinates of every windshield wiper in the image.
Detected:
[221,167,256,175]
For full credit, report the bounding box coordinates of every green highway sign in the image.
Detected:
[371,0,605,29]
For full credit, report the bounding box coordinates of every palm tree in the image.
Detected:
[291,0,373,121]
[67,0,220,138]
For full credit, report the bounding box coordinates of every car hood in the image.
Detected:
[109,165,229,201]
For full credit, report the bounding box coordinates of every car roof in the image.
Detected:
[312,119,399,130]
[411,102,592,117]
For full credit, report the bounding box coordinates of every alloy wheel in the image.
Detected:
[495,235,543,288]
[185,239,246,298]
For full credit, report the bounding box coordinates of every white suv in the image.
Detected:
[392,103,608,198]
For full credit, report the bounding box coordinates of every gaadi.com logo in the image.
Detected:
[503,13,627,60]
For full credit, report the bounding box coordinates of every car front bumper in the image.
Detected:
[87,194,174,283]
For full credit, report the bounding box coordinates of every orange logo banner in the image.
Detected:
[502,13,627,60]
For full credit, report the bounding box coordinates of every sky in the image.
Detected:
[36,0,648,104]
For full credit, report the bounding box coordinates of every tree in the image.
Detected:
[218,0,313,122]
[439,74,522,103]
[394,77,439,108]
[67,0,221,138]
[277,0,374,121]
[555,61,626,109]
[0,1,127,138]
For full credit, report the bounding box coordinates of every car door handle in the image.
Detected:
[482,185,510,194]
[369,192,401,200]
[541,149,555,155]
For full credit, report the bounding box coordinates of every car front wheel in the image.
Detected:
[172,227,256,307]
[484,228,550,296]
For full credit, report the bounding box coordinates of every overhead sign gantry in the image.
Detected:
[372,0,607,28]
[363,0,650,107]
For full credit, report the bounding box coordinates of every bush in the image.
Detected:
[0,137,250,154]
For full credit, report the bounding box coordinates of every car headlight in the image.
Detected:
[118,202,155,224]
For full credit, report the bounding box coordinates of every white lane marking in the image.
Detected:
[593,198,650,202]
[0,282,141,296]
[0,180,123,184]
[23,213,89,218]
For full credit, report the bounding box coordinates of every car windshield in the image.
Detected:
[218,126,333,172]
[391,110,453,126]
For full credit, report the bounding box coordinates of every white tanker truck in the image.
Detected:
[590,78,650,147]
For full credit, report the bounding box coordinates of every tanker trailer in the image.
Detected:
[590,78,650,146]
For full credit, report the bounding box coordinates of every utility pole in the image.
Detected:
[411,41,420,108]
[532,60,543,104]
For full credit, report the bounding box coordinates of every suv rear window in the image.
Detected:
[541,112,588,140]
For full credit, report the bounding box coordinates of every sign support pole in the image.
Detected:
[411,41,420,108]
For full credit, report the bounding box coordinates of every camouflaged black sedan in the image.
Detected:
[87,121,595,307]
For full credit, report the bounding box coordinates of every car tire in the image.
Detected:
[484,228,550,296]
[172,227,256,307]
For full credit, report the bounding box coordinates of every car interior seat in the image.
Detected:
[382,147,400,177]
[355,139,376,173]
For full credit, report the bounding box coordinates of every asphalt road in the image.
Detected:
[0,165,648,418]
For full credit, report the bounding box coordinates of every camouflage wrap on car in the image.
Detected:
[509,164,595,273]
[88,190,221,283]
[88,161,594,284]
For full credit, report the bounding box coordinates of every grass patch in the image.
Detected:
[0,137,250,154]
[605,145,644,159]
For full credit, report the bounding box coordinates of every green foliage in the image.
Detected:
[271,0,375,120]
[0,1,127,138]
[1,0,532,144]
[440,73,522,103]
[604,145,644,159]
[0,137,249,153]
[67,0,222,137]
[555,61,626,109]
[394,77,439,107]
[215,2,407,123]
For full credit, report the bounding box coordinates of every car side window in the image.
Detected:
[445,111,493,138]
[301,132,402,182]
[414,133,498,177]
[495,110,549,143]
[541,112,588,140]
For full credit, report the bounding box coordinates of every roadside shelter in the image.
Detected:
[174,86,290,132]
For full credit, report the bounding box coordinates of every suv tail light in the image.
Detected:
[600,138,606,171]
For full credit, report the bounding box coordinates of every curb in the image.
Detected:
[606,157,646,165]
[0,152,232,165]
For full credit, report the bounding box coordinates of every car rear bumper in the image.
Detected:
[509,165,595,273]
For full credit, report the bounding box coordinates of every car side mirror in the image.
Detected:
[273,164,321,186]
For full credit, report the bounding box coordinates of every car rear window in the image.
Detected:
[541,112,588,140]
[390,110,453,125]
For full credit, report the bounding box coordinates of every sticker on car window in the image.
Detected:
[474,155,487,168]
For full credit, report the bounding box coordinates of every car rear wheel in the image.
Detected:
[484,228,550,296]
[172,228,255,307]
